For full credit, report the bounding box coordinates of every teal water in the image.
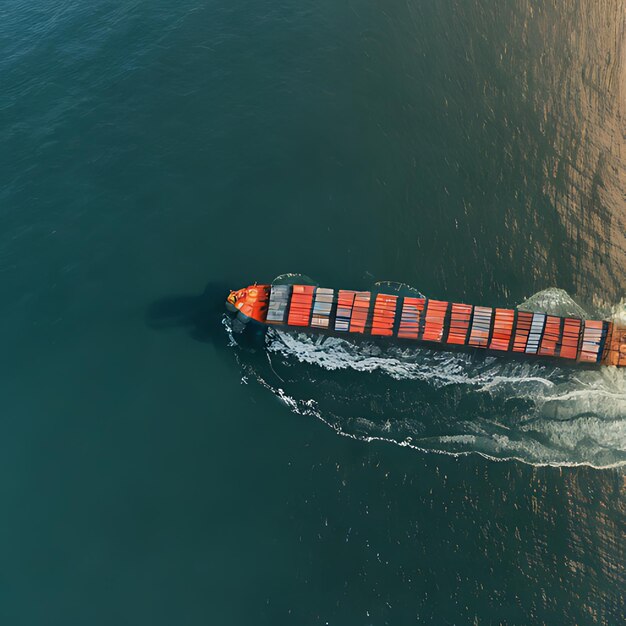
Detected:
[1,1,625,624]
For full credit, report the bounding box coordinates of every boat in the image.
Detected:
[225,282,626,367]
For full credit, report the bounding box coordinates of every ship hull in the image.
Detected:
[225,282,626,368]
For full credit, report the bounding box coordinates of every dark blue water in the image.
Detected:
[1,1,625,624]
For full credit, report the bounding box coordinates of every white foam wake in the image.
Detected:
[259,328,626,467]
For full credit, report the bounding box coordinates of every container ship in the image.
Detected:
[225,282,626,367]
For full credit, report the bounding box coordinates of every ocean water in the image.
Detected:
[1,1,625,624]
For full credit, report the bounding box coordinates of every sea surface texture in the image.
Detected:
[1,1,625,624]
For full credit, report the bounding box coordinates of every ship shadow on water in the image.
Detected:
[145,281,233,347]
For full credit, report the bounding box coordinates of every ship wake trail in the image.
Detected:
[228,289,626,467]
